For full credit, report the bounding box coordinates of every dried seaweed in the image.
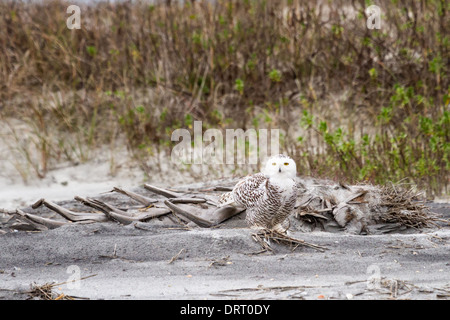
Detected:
[251,228,327,253]
[26,274,96,300]
[376,184,441,229]
[0,178,445,235]
[294,180,445,233]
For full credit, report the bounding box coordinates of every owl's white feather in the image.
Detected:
[218,154,298,231]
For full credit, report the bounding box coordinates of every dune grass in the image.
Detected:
[0,0,448,196]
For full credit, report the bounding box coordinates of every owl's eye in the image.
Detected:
[284,162,289,166]
[272,162,277,166]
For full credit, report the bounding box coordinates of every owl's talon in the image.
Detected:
[272,223,288,234]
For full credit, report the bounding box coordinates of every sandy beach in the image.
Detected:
[1,195,448,300]
[0,0,448,303]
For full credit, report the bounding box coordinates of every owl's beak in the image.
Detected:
[278,167,282,173]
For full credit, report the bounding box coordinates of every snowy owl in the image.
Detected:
[219,154,298,232]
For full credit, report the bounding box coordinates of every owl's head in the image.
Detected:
[263,154,297,179]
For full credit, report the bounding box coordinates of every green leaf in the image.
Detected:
[268,69,282,83]
[86,45,97,57]
[234,78,244,95]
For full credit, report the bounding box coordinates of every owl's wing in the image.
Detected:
[232,172,268,209]
[218,191,234,207]
[295,179,307,194]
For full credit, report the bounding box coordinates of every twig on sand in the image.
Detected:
[73,196,132,217]
[208,256,231,268]
[26,274,97,300]
[74,196,170,225]
[199,186,234,192]
[32,198,108,222]
[169,198,207,204]
[164,200,214,228]
[251,229,328,253]
[164,199,243,228]
[15,209,67,229]
[144,183,181,198]
[168,248,185,264]
[216,284,330,297]
[112,187,158,207]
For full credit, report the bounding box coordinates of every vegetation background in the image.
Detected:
[0,0,448,197]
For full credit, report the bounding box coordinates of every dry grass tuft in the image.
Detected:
[378,184,443,229]
[0,0,448,195]
[252,228,328,253]
[28,282,75,300]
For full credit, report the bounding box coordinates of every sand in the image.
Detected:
[0,142,449,300]
[0,201,449,300]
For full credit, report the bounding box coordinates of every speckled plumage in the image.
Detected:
[219,154,298,231]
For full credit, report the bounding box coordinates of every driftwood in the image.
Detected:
[376,185,438,228]
[164,199,244,228]
[0,185,176,229]
[26,274,97,300]
[16,208,67,229]
[143,183,181,198]
[74,196,133,217]
[13,209,50,231]
[292,178,445,234]
[32,198,108,222]
[0,180,446,243]
[112,187,158,206]
[251,228,328,253]
[74,196,170,225]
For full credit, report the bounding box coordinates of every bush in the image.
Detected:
[0,0,448,196]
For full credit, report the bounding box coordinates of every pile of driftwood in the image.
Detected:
[0,177,444,239]
[0,183,244,233]
[292,178,443,234]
